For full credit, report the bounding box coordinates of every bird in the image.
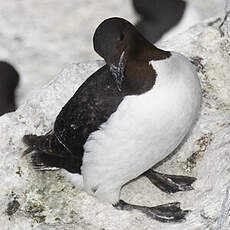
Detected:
[133,0,201,44]
[0,61,19,116]
[23,17,201,222]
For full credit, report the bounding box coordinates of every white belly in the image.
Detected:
[81,52,201,204]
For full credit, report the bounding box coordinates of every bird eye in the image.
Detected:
[119,32,125,41]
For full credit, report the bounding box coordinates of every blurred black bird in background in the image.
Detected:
[0,61,19,116]
[133,0,186,43]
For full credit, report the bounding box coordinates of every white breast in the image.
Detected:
[80,52,201,204]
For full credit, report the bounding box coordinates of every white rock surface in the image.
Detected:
[1,12,230,229]
[192,0,227,19]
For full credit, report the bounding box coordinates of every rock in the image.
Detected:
[1,15,230,230]
[217,185,230,230]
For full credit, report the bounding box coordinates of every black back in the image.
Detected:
[54,65,124,160]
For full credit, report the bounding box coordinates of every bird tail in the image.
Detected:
[31,151,81,173]
[22,133,53,157]
[22,133,81,173]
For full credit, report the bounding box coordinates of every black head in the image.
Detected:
[93,17,170,93]
[133,0,186,21]
[0,61,20,115]
[93,17,149,67]
[0,61,19,90]
[133,0,186,43]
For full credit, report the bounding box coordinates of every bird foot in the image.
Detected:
[144,170,196,193]
[114,200,189,222]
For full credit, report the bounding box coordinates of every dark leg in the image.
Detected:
[114,200,189,222]
[144,169,196,194]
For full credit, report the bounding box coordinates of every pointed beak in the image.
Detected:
[109,51,126,92]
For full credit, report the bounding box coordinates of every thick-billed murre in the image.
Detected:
[23,17,201,222]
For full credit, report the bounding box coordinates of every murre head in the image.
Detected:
[0,61,19,90]
[93,17,170,92]
[132,0,186,43]
[0,61,19,115]
[93,17,147,66]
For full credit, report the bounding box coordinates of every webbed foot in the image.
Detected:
[144,170,196,193]
[114,200,189,222]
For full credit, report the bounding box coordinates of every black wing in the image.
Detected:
[54,65,124,159]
